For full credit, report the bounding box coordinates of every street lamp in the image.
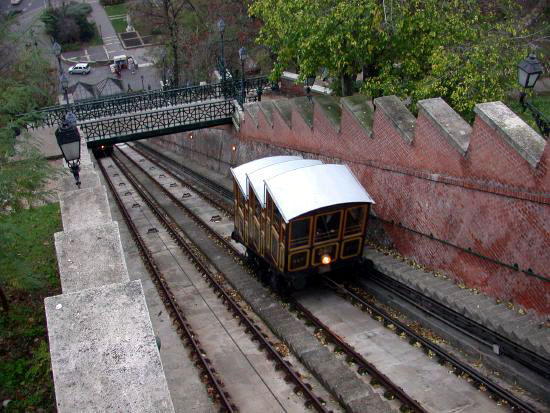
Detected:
[52,41,62,73]
[217,19,226,84]
[55,113,81,188]
[60,72,69,105]
[239,46,246,105]
[517,54,549,139]
[304,75,315,102]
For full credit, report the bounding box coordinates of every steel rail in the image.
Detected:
[131,144,233,213]
[324,277,538,413]
[130,143,541,412]
[97,158,237,413]
[112,149,331,413]
[291,300,427,413]
[117,145,432,412]
[368,271,550,379]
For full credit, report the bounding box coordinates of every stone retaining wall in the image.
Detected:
[153,93,550,317]
[44,140,174,412]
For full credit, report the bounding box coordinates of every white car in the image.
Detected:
[68,63,91,75]
[11,0,22,5]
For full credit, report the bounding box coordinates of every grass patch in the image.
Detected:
[105,3,127,17]
[0,203,62,412]
[111,18,128,34]
[505,93,550,133]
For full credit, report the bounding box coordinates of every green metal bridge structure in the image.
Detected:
[30,76,269,147]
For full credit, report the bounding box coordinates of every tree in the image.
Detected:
[0,18,57,310]
[249,0,386,96]
[363,0,529,120]
[41,2,95,44]
[249,0,536,116]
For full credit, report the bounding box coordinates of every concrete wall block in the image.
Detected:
[59,185,112,232]
[61,164,100,191]
[54,221,129,293]
[469,103,549,190]
[45,280,174,413]
[373,96,415,144]
[417,97,471,156]
[473,102,546,169]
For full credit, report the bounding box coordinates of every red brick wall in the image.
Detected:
[239,99,550,316]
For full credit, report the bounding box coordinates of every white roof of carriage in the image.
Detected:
[265,164,374,223]
[247,159,323,207]
[230,156,302,197]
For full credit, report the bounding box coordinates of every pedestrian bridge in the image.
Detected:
[30,76,268,146]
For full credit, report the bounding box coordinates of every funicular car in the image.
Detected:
[231,156,374,291]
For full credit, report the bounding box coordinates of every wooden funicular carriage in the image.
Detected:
[230,156,374,291]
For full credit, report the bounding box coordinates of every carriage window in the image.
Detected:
[289,251,309,271]
[290,218,311,249]
[344,206,366,236]
[273,207,282,231]
[315,211,341,243]
[271,233,279,264]
[341,238,361,258]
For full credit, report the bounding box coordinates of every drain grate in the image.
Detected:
[182,193,192,198]
[123,191,132,196]
[118,182,126,186]
[210,215,222,223]
[169,183,178,187]
[132,203,140,208]
[139,159,145,162]
[159,174,165,178]
[147,228,158,234]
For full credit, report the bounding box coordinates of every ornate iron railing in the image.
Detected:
[31,76,268,127]
[79,99,235,144]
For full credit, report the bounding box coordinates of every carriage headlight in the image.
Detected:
[321,254,331,265]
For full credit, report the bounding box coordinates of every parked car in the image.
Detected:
[11,0,22,5]
[68,63,91,75]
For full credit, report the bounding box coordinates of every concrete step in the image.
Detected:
[341,95,374,136]
[292,96,313,128]
[244,102,260,128]
[313,95,341,133]
[272,98,292,128]
[258,100,274,127]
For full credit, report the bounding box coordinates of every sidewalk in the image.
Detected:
[88,0,125,61]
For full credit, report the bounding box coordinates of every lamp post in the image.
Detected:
[304,75,315,102]
[52,41,62,73]
[55,113,81,188]
[60,72,69,105]
[517,54,549,139]
[217,19,226,84]
[239,46,246,105]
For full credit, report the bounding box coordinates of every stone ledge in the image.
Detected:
[418,97,471,155]
[54,221,129,293]
[314,95,341,133]
[474,101,546,168]
[244,102,260,128]
[373,95,416,144]
[61,164,100,191]
[292,97,314,129]
[258,101,274,127]
[341,95,374,137]
[45,280,174,413]
[59,185,112,232]
[272,98,292,129]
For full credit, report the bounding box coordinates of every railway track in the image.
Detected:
[98,157,236,412]
[106,148,334,413]
[119,143,541,412]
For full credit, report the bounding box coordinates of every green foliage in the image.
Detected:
[0,43,57,211]
[250,0,385,95]
[104,3,127,16]
[250,0,532,118]
[0,203,61,411]
[0,203,61,291]
[41,2,94,45]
